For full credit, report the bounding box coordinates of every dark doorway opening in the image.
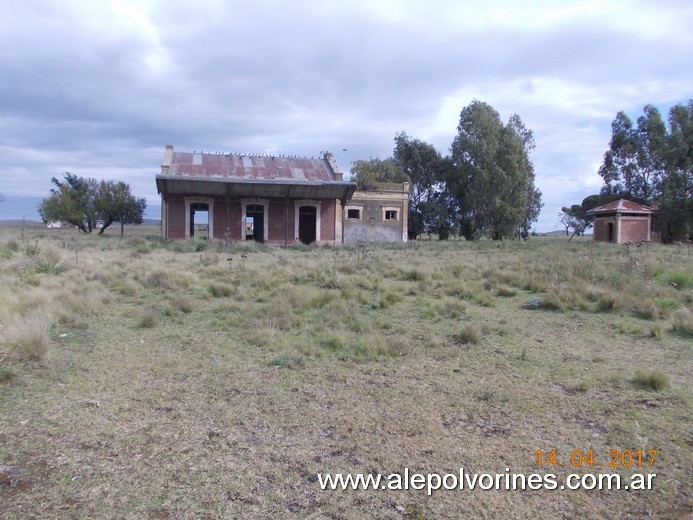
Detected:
[607,222,614,243]
[298,206,317,244]
[190,203,209,239]
[246,204,264,242]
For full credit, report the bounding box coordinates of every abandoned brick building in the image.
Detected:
[587,199,659,244]
[156,146,409,244]
[343,182,409,242]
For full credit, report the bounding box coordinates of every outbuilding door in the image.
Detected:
[607,222,614,243]
[298,206,317,244]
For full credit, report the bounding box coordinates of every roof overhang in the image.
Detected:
[156,175,357,200]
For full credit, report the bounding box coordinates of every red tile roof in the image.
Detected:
[587,199,657,214]
[163,146,339,182]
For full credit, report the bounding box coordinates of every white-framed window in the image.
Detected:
[382,206,400,221]
[346,205,362,220]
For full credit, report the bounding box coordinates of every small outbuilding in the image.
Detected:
[587,199,658,244]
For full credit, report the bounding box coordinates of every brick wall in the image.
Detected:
[620,217,649,243]
[166,196,186,239]
[268,201,292,243]
[593,219,609,242]
[320,200,336,241]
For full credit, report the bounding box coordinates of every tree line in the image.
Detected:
[38,173,146,236]
[560,100,692,243]
[351,100,542,240]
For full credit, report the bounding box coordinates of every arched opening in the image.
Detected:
[298,206,317,244]
[190,202,209,239]
[246,204,264,243]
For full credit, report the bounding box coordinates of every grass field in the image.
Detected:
[1,227,691,519]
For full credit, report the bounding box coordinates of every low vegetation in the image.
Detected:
[0,228,691,518]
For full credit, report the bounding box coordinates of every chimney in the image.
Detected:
[161,145,174,174]
[324,151,343,181]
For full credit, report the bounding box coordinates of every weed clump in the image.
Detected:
[522,295,562,311]
[633,369,669,391]
[455,323,481,345]
[268,353,305,369]
[2,314,52,362]
[209,282,234,298]
[138,308,161,328]
[671,308,693,338]
[401,269,426,282]
[496,285,517,297]
[32,254,68,275]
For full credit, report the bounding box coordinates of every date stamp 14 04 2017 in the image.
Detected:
[535,449,657,469]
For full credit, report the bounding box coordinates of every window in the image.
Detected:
[347,208,361,220]
[384,209,398,221]
[346,206,362,220]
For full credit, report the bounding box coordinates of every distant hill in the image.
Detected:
[0,220,160,228]
[0,219,44,228]
[538,230,593,236]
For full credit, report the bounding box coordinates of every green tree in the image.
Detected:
[598,101,693,242]
[39,174,146,235]
[38,173,100,233]
[449,101,540,240]
[94,180,146,236]
[350,157,408,190]
[660,101,693,241]
[393,132,448,239]
[558,205,591,240]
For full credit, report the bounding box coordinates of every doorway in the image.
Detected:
[246,204,264,243]
[189,202,209,239]
[607,222,614,243]
[298,206,317,244]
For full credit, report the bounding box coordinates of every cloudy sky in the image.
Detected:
[1,0,691,231]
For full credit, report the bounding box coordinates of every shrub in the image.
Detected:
[379,290,403,309]
[24,241,41,257]
[649,323,664,340]
[633,369,669,391]
[30,250,68,275]
[496,285,517,297]
[455,323,481,345]
[472,292,496,307]
[2,314,52,362]
[597,290,624,312]
[135,242,151,255]
[320,336,345,352]
[138,308,161,328]
[145,269,181,291]
[209,282,234,298]
[663,270,693,290]
[401,269,426,282]
[268,353,305,369]
[671,308,693,338]
[169,294,193,314]
[522,294,563,311]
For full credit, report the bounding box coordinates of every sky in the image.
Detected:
[1,0,691,231]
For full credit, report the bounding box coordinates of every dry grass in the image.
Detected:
[0,229,691,519]
[1,313,52,361]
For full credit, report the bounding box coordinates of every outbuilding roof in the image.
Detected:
[586,199,658,215]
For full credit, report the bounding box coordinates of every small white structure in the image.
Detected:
[46,221,63,229]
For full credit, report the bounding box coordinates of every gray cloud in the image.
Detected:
[1,0,691,230]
